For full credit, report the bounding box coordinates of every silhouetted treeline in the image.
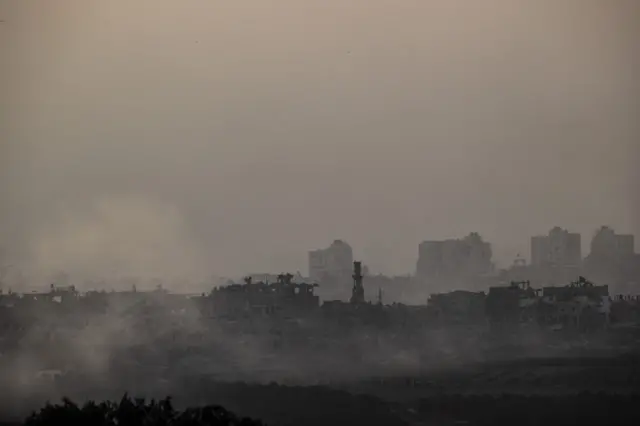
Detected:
[1,384,405,426]
[23,395,264,426]
[7,391,640,426]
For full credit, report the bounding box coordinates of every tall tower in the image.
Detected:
[350,261,365,304]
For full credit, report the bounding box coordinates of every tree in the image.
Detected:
[24,395,265,426]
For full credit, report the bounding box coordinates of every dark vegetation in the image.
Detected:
[6,390,640,426]
[1,383,406,426]
[414,393,640,425]
[23,395,263,426]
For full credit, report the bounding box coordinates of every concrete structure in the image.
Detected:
[308,240,353,283]
[209,273,320,318]
[539,276,610,330]
[589,226,634,258]
[244,272,306,285]
[584,227,638,294]
[610,295,640,324]
[350,261,365,304]
[416,232,493,292]
[531,227,582,267]
[485,281,540,326]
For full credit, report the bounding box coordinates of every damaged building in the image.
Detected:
[538,276,610,331]
[485,281,540,327]
[204,273,320,319]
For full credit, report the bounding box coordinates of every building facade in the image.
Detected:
[530,227,582,267]
[585,227,638,294]
[416,232,494,292]
[589,226,634,259]
[308,239,353,283]
[208,274,320,318]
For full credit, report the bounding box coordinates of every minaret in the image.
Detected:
[350,261,365,304]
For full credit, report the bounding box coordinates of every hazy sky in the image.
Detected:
[1,0,638,282]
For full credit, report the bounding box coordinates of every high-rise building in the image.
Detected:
[590,226,635,259]
[584,227,638,293]
[461,232,494,275]
[308,239,354,283]
[416,233,493,291]
[530,227,582,267]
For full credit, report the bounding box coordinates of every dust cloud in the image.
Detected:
[26,196,210,289]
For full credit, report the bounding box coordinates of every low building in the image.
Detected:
[208,274,320,318]
[538,276,610,330]
[610,295,640,325]
[485,281,540,326]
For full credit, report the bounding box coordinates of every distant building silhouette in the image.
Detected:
[350,261,365,304]
[208,273,319,318]
[589,226,634,259]
[531,227,582,267]
[585,226,638,294]
[416,232,493,292]
[308,239,353,283]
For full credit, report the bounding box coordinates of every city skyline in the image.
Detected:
[2,224,636,288]
[313,225,636,277]
[1,2,639,423]
[2,1,638,280]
